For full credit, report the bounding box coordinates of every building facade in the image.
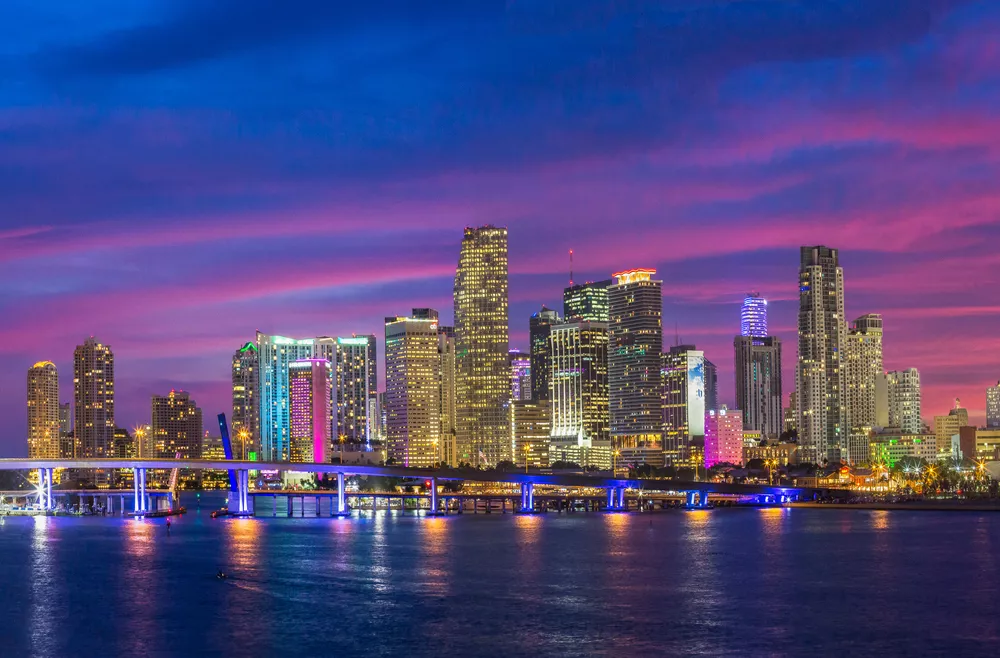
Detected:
[734,335,783,438]
[741,292,768,338]
[437,326,458,466]
[288,359,332,463]
[74,337,115,468]
[844,314,883,431]
[151,390,203,460]
[549,320,610,469]
[335,335,377,445]
[454,225,510,466]
[609,269,663,463]
[385,310,442,468]
[509,349,532,402]
[662,345,705,464]
[563,279,612,322]
[27,361,60,459]
[886,368,922,434]
[869,432,937,467]
[797,245,847,463]
[512,400,551,469]
[705,407,744,468]
[529,305,560,400]
[987,382,1000,429]
[231,342,259,459]
[933,399,969,460]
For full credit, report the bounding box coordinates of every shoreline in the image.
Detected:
[788,501,1000,512]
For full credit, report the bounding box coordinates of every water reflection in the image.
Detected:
[117,519,162,655]
[30,516,55,658]
[418,517,451,597]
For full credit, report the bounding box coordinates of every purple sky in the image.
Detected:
[2,1,999,455]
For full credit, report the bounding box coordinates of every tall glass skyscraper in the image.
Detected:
[529,305,560,400]
[27,361,60,459]
[734,335,783,437]
[288,359,332,463]
[563,279,612,322]
[987,382,1000,429]
[509,349,532,401]
[661,345,705,464]
[549,320,610,468]
[454,225,510,466]
[335,335,377,445]
[385,309,442,468]
[231,342,259,459]
[740,292,768,338]
[74,337,115,459]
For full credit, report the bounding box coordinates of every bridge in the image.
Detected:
[0,458,849,516]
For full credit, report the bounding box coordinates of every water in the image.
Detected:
[1,499,998,657]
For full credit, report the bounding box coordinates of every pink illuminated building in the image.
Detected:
[288,359,332,463]
[705,406,743,468]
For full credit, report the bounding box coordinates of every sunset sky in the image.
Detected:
[2,1,999,454]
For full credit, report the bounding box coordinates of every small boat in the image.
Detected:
[211,508,230,519]
[216,571,227,580]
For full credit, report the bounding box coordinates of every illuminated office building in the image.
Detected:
[886,368,922,434]
[509,349,532,402]
[662,345,705,464]
[529,305,560,400]
[734,335,783,438]
[59,402,71,435]
[74,337,115,478]
[609,268,663,464]
[231,342,259,459]
[385,309,442,468]
[934,398,968,460]
[512,400,551,469]
[27,361,60,459]
[549,320,610,469]
[454,225,510,466]
[741,292,768,338]
[844,314,883,431]
[438,326,458,466]
[335,335,377,445]
[797,245,847,463]
[705,358,718,413]
[288,359,332,463]
[563,279,612,322]
[987,382,1000,429]
[151,390,203,459]
[705,407,743,468]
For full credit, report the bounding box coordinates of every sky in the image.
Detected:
[2,1,999,455]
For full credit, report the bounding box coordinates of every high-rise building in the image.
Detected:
[529,306,560,400]
[151,390,203,459]
[609,269,663,464]
[58,402,71,436]
[512,400,551,469]
[987,382,1000,429]
[256,332,336,462]
[797,245,847,463]
[231,342,259,459]
[111,427,137,459]
[74,337,115,469]
[27,361,60,459]
[335,335,377,445]
[934,398,968,459]
[705,406,744,468]
[844,314,884,431]
[662,345,705,464]
[705,358,718,413]
[741,292,768,338]
[886,368,922,434]
[563,279,612,323]
[438,326,458,466]
[549,320,610,469]
[385,309,442,468]
[509,349,532,402]
[734,334,783,438]
[454,225,510,466]
[288,359,332,464]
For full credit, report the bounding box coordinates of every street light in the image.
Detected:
[523,444,531,474]
[237,427,250,461]
[765,458,777,486]
[613,450,620,476]
[339,433,347,464]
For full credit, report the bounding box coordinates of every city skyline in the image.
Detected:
[3,2,1000,454]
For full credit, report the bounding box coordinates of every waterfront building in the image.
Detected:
[609,268,663,465]
[335,335,377,445]
[385,309,442,468]
[288,359,332,463]
[705,407,743,468]
[509,349,532,402]
[74,337,115,484]
[438,326,458,466]
[869,431,937,468]
[454,225,510,466]
[549,320,610,469]
[734,335,783,438]
[662,345,705,464]
[231,342,259,459]
[975,428,1000,461]
[512,400,551,469]
[797,245,847,463]
[741,292,768,338]
[200,434,229,489]
[529,305,560,400]
[564,279,612,322]
[987,382,1000,428]
[844,314,883,431]
[743,441,800,467]
[111,427,136,459]
[846,427,873,466]
[27,361,60,459]
[886,369,922,434]
[151,390,203,460]
[933,399,968,460]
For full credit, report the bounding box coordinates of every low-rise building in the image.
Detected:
[975,428,1000,461]
[869,432,936,468]
[743,442,800,466]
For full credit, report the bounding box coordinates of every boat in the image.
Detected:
[127,507,187,518]
[211,507,230,518]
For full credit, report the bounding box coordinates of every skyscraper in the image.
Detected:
[437,325,458,466]
[705,358,719,413]
[987,382,1000,429]
[609,269,663,463]
[74,337,115,467]
[549,320,610,469]
[529,305,560,400]
[58,402,71,436]
[288,359,332,463]
[661,345,705,464]
[934,398,969,459]
[886,368,922,434]
[705,407,744,468]
[454,225,510,466]
[513,400,552,469]
[27,361,60,459]
[335,335,377,445]
[257,333,318,462]
[844,314,883,431]
[151,390,203,459]
[741,292,768,338]
[509,349,532,401]
[231,342,259,459]
[563,279,612,322]
[797,246,847,463]
[385,309,442,468]
[734,335,783,438]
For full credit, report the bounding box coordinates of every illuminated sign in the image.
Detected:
[271,336,315,346]
[687,352,705,437]
[612,268,657,285]
[337,337,370,346]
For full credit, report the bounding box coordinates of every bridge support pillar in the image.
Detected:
[427,477,442,516]
[685,491,697,507]
[606,486,627,512]
[518,482,535,514]
[133,468,148,515]
[36,468,54,511]
[699,490,710,508]
[334,472,350,517]
[231,469,250,515]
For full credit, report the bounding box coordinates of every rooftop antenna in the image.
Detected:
[569,249,574,286]
[674,321,680,347]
